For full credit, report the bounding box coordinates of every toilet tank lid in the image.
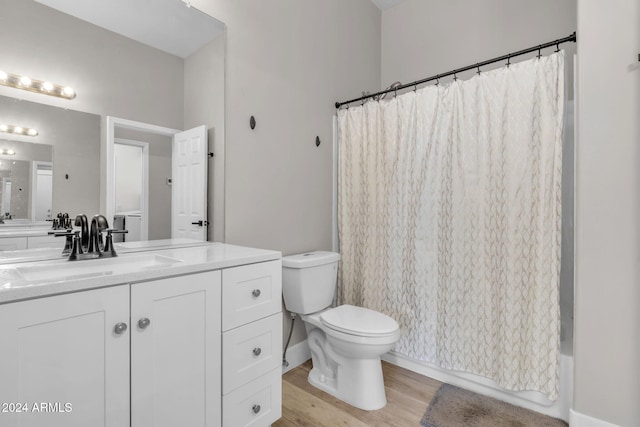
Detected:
[282,251,340,268]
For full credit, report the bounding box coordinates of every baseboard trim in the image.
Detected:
[282,339,311,374]
[569,409,620,427]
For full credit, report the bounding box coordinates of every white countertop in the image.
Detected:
[0,238,211,264]
[0,242,281,305]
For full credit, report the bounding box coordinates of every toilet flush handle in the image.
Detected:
[252,289,261,298]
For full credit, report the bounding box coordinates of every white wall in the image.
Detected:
[574,0,640,424]
[193,0,381,347]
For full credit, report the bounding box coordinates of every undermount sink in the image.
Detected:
[15,254,183,282]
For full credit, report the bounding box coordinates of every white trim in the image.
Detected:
[282,339,311,374]
[332,115,339,253]
[105,116,180,234]
[570,410,620,427]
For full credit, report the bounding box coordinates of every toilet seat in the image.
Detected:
[320,305,399,337]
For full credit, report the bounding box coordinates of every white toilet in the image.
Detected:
[282,251,400,411]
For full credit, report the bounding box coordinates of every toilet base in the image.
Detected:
[307,357,387,411]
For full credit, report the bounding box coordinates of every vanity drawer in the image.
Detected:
[222,260,281,331]
[222,312,282,394]
[222,367,282,427]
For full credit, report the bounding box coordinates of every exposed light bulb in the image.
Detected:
[13,127,23,134]
[0,125,7,132]
[42,81,54,92]
[19,76,31,87]
[0,71,7,81]
[27,128,38,136]
[62,86,75,98]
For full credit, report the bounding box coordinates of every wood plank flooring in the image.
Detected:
[274,360,443,427]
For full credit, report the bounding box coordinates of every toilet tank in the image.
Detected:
[282,251,340,314]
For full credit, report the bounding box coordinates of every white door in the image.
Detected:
[0,286,130,427]
[130,272,221,427]
[172,125,207,240]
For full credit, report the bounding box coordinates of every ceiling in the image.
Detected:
[33,0,225,58]
[370,0,406,11]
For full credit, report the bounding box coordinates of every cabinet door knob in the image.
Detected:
[114,322,128,334]
[252,404,261,414]
[138,318,151,329]
[252,347,262,357]
[252,289,261,298]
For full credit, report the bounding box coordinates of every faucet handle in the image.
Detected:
[50,230,80,257]
[104,229,128,256]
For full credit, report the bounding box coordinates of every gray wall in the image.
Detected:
[381,0,577,98]
[195,0,382,348]
[574,0,640,424]
[184,35,226,242]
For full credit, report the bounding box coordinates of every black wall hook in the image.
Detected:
[315,136,321,147]
[249,116,256,130]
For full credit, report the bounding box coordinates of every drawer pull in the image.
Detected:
[252,347,262,357]
[138,318,151,329]
[252,404,261,415]
[252,289,261,298]
[114,322,128,334]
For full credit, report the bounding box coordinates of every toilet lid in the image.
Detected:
[320,305,399,337]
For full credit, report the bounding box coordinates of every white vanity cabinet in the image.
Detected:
[0,252,282,427]
[130,271,222,427]
[221,260,283,427]
[0,285,131,427]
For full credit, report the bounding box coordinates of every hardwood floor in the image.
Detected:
[274,360,443,427]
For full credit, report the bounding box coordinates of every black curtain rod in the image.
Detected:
[335,31,576,109]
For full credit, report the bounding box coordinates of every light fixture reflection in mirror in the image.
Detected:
[0,124,38,137]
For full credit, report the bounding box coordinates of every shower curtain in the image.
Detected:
[337,52,564,400]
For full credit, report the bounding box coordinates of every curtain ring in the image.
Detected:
[476,64,481,75]
[435,75,440,86]
[506,54,511,68]
[394,87,398,98]
[453,70,458,81]
[413,83,417,92]
[555,42,560,53]
[537,45,542,59]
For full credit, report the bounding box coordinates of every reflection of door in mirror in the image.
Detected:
[1,178,11,218]
[33,162,52,221]
[114,141,147,242]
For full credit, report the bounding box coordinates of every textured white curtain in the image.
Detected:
[337,52,564,400]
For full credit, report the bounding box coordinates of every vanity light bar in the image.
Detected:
[0,124,38,137]
[0,148,16,156]
[0,70,75,100]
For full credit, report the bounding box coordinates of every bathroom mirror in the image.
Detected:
[0,0,226,241]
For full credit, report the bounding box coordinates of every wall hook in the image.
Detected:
[315,136,321,147]
[249,116,256,130]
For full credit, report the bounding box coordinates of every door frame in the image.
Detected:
[106,117,180,237]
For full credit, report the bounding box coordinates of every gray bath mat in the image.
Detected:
[420,383,568,427]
